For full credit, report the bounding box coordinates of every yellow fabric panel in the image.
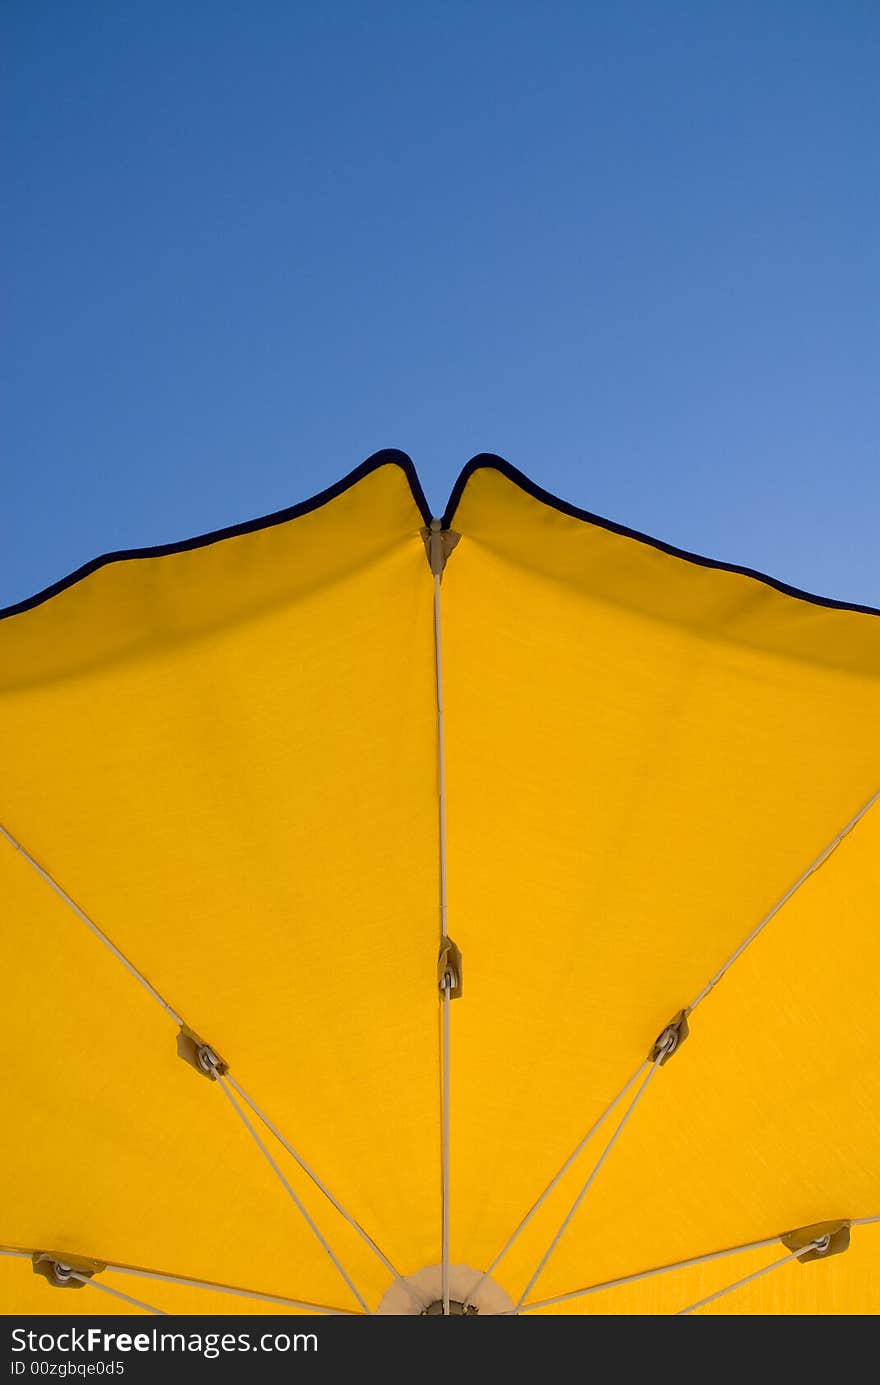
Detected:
[0,836,363,1310]
[4,454,879,1317]
[443,464,880,1315]
[0,462,437,1314]
[451,465,880,677]
[520,795,880,1309]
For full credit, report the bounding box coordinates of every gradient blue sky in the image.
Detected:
[4,2,878,611]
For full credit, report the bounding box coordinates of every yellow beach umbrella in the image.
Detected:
[1,451,878,1316]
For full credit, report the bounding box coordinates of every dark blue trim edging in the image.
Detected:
[2,449,877,625]
[443,453,880,620]
[0,450,431,624]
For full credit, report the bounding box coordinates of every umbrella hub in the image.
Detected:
[377,1263,515,1316]
[421,1299,478,1316]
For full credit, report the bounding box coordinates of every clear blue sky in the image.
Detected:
[3,2,878,610]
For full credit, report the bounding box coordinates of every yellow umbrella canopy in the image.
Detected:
[1,451,878,1317]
